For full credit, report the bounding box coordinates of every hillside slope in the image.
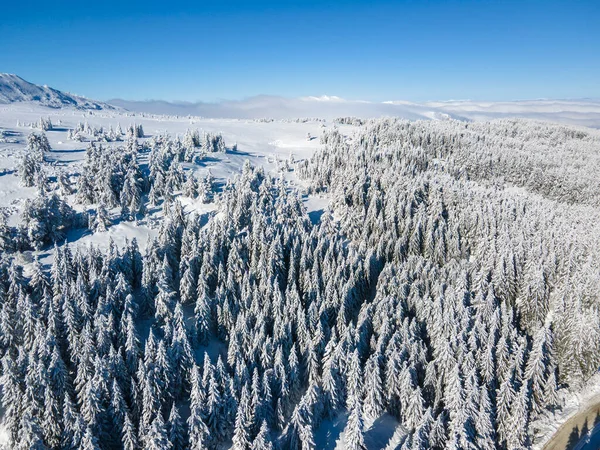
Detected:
[0,73,115,110]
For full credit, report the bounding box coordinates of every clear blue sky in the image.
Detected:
[1,0,598,102]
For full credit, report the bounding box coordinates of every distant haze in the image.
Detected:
[2,72,600,128]
[109,96,600,128]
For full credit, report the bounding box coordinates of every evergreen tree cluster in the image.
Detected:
[2,117,600,449]
[7,130,221,255]
[18,132,50,188]
[75,134,210,222]
[333,117,365,126]
[183,129,201,152]
[128,124,145,139]
[37,117,53,131]
[202,132,227,154]
[19,194,78,250]
[67,121,124,143]
[181,130,228,161]
[76,139,145,217]
[300,118,600,384]
[0,195,80,253]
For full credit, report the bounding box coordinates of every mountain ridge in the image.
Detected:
[108,95,600,127]
[0,73,116,110]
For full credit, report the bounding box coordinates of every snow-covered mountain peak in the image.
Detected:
[0,73,115,110]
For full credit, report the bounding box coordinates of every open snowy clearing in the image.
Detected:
[0,102,330,256]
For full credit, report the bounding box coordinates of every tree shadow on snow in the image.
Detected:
[578,409,600,450]
[314,413,348,450]
[50,147,85,153]
[308,209,324,225]
[564,407,600,450]
[226,147,253,157]
[364,415,401,450]
[314,413,401,450]
[44,157,79,165]
[195,156,220,167]
[567,424,582,450]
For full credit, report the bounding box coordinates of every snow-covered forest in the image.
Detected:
[1,103,600,450]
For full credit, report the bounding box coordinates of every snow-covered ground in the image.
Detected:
[3,99,600,448]
[0,101,425,449]
[0,102,330,257]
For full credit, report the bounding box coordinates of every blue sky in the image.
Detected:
[1,0,598,102]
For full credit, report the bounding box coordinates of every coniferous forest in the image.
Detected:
[2,116,600,450]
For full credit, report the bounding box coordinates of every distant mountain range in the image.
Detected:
[0,73,115,110]
[109,95,600,128]
[2,73,599,128]
[107,95,445,121]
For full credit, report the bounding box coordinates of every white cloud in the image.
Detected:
[108,95,600,128]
